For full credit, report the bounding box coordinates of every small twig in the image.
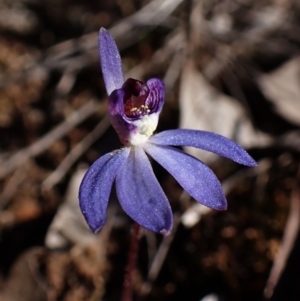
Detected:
[42,114,110,189]
[0,99,99,179]
[264,185,300,299]
[222,159,271,195]
[140,213,180,296]
[163,45,186,91]
[0,168,27,210]
[221,69,254,123]
[52,68,78,109]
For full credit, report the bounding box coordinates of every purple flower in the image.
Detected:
[79,28,257,235]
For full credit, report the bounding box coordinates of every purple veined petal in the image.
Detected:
[115,146,173,234]
[99,28,124,95]
[79,148,130,233]
[108,88,125,116]
[108,88,128,136]
[143,143,227,210]
[109,88,138,145]
[148,129,257,167]
[145,78,165,114]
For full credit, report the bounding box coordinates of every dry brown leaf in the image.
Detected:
[258,57,300,126]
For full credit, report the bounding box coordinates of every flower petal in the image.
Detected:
[79,148,130,233]
[143,143,227,210]
[108,88,137,144]
[146,78,165,114]
[116,146,173,234]
[99,28,124,95]
[148,129,257,167]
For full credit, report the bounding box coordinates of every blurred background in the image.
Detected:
[0,0,300,300]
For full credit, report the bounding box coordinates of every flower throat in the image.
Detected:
[123,78,150,118]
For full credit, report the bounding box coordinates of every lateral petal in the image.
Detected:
[79,148,130,233]
[99,28,124,95]
[145,78,165,114]
[116,146,173,234]
[144,143,227,210]
[148,129,257,166]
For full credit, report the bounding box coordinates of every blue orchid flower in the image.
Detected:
[79,28,257,235]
